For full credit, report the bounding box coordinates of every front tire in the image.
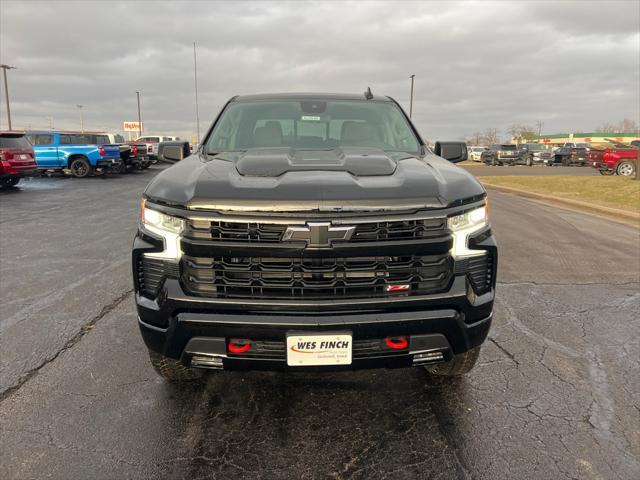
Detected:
[69,157,92,178]
[526,156,533,166]
[616,161,636,177]
[148,350,203,383]
[424,346,481,376]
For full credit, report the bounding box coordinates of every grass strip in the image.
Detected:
[478,175,640,213]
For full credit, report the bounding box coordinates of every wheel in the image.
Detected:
[148,349,203,383]
[526,156,533,167]
[599,169,615,176]
[616,161,636,177]
[1,177,20,187]
[117,161,127,174]
[423,346,481,376]
[69,157,92,178]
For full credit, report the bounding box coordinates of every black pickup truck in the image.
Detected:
[132,92,497,383]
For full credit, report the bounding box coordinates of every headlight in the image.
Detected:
[142,206,185,234]
[140,199,184,260]
[448,200,488,257]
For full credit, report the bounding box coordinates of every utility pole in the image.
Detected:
[409,74,415,119]
[193,42,201,145]
[76,104,84,132]
[136,91,142,138]
[536,120,543,137]
[1,64,16,130]
[47,116,53,130]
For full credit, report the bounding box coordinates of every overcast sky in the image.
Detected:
[1,1,639,141]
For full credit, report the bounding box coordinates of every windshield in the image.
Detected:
[500,145,517,150]
[206,100,421,155]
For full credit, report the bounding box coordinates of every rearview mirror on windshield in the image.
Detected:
[434,141,467,163]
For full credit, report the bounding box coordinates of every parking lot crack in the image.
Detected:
[0,288,133,402]
[487,337,520,366]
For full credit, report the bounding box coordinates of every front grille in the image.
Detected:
[136,257,179,297]
[185,217,446,244]
[226,338,407,361]
[187,219,287,242]
[182,254,453,299]
[467,253,494,295]
[350,218,445,242]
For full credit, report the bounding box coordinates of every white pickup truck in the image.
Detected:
[135,135,181,159]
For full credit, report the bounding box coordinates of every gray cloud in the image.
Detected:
[1,0,638,141]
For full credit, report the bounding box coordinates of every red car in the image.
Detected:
[0,132,38,187]
[589,144,639,176]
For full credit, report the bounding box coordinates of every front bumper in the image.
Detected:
[133,227,497,371]
[138,306,493,371]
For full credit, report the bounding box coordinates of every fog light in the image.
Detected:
[413,351,444,365]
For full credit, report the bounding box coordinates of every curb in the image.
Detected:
[481,182,640,224]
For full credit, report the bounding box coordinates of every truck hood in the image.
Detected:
[144,148,485,212]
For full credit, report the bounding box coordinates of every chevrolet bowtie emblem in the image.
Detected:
[283,222,355,247]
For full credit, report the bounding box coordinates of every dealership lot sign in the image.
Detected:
[123,121,143,132]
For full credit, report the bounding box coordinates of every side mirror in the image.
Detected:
[434,141,467,163]
[157,141,190,163]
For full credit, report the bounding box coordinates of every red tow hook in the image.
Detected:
[228,340,252,354]
[385,336,408,350]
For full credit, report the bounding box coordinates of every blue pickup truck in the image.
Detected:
[24,131,122,177]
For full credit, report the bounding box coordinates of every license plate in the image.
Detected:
[20,154,27,160]
[286,332,352,366]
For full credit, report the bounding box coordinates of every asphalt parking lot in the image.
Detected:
[1,166,639,479]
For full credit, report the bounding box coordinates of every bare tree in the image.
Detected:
[596,118,639,133]
[507,124,536,144]
[465,131,483,146]
[483,128,500,145]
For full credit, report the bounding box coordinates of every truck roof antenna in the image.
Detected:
[364,87,373,100]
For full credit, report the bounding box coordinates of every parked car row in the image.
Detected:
[0,130,185,187]
[468,140,638,175]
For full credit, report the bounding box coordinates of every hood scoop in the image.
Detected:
[235,147,398,177]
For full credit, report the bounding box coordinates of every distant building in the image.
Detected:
[525,132,639,147]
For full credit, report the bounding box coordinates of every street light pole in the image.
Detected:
[76,105,84,132]
[136,91,142,138]
[409,74,415,119]
[1,64,16,130]
[193,42,201,146]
